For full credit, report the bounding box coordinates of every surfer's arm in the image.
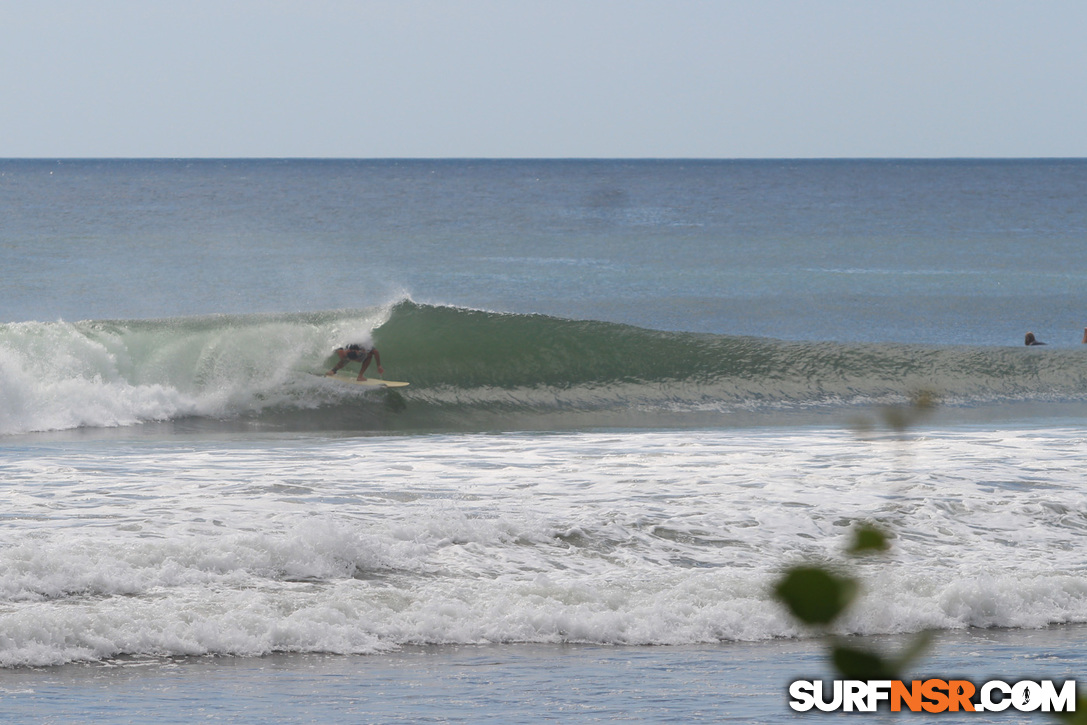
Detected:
[327,359,346,375]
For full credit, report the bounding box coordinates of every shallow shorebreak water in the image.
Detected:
[2,626,1084,724]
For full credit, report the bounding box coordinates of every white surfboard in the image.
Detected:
[314,372,410,388]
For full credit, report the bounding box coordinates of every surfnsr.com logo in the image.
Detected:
[789,679,1077,713]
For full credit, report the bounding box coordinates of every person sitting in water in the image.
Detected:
[1024,332,1046,346]
[327,344,384,381]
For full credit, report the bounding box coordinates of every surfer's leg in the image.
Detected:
[357,352,374,380]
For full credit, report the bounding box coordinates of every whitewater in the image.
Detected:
[4,426,1087,669]
[3,159,1087,722]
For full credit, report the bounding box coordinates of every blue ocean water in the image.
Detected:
[5,159,1087,343]
[2,159,1086,722]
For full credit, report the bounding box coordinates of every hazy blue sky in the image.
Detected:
[3,0,1085,158]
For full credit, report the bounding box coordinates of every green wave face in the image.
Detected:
[377,300,1087,400]
[4,300,1087,435]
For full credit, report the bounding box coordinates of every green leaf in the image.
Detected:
[848,524,890,555]
[774,566,858,626]
[831,645,897,680]
[830,630,934,680]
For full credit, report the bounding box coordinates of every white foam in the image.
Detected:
[2,427,1087,666]
[0,312,398,434]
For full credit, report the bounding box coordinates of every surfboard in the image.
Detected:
[312,372,410,388]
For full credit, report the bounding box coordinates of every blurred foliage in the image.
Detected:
[847,522,891,555]
[774,523,928,681]
[850,388,938,437]
[773,390,1084,716]
[774,566,857,627]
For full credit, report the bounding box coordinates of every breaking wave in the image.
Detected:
[4,299,1087,435]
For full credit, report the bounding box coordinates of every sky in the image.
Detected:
[2,0,1086,158]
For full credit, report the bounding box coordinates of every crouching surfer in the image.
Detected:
[328,344,384,381]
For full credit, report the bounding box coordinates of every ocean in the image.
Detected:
[1,159,1086,722]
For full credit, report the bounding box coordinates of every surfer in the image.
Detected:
[1024,332,1046,346]
[327,344,384,381]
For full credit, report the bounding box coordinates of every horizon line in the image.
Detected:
[3,156,1086,162]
